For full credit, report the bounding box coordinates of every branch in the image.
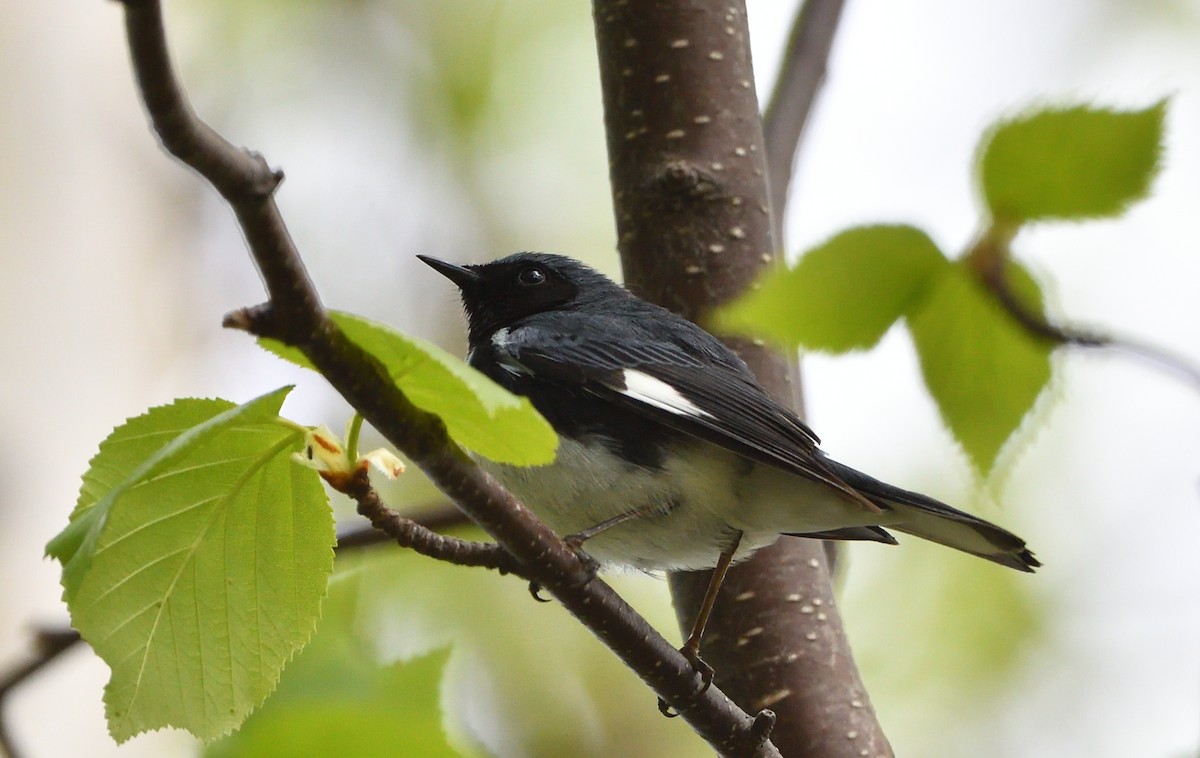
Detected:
[763,0,848,239]
[325,466,527,576]
[115,1,775,753]
[592,0,891,754]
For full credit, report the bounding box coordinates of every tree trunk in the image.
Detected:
[590,1,892,754]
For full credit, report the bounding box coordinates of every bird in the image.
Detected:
[419,251,1038,675]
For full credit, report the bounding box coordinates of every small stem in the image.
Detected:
[970,224,1200,392]
[345,413,364,463]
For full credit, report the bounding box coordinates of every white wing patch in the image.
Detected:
[617,369,713,419]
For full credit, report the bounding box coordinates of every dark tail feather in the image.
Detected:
[787,526,899,545]
[888,503,1040,572]
[826,460,1040,572]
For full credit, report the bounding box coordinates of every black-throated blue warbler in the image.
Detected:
[420,252,1038,671]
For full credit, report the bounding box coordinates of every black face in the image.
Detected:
[419,252,617,340]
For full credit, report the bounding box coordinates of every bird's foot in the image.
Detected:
[657,647,715,718]
[525,538,601,603]
[562,533,602,585]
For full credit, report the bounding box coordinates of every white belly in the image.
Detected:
[479,437,766,571]
[480,437,892,571]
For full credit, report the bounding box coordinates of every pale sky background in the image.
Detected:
[1,0,1197,756]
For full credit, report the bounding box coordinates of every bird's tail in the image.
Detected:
[826,460,1040,572]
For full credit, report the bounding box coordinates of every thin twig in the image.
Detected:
[975,232,1200,392]
[335,502,471,551]
[0,628,82,758]
[763,0,848,237]
[1100,339,1200,390]
[0,629,82,701]
[326,466,527,577]
[976,250,1107,347]
[115,1,773,753]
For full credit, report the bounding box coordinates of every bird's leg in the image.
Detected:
[658,530,742,717]
[526,502,667,602]
[562,502,664,550]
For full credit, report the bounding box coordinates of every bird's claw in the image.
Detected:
[527,581,552,602]
[656,647,715,717]
[525,546,599,604]
[657,696,679,718]
[681,647,715,695]
[561,534,602,587]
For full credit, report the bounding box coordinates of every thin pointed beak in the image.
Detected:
[417,255,482,289]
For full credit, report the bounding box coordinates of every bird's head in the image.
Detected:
[419,252,624,341]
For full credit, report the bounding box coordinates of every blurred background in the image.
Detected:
[2,0,1198,755]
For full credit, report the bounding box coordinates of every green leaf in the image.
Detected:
[907,261,1054,473]
[979,101,1166,223]
[48,388,335,742]
[711,225,948,352]
[73,398,235,519]
[207,571,460,758]
[260,311,558,466]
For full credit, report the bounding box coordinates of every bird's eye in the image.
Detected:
[517,268,546,286]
